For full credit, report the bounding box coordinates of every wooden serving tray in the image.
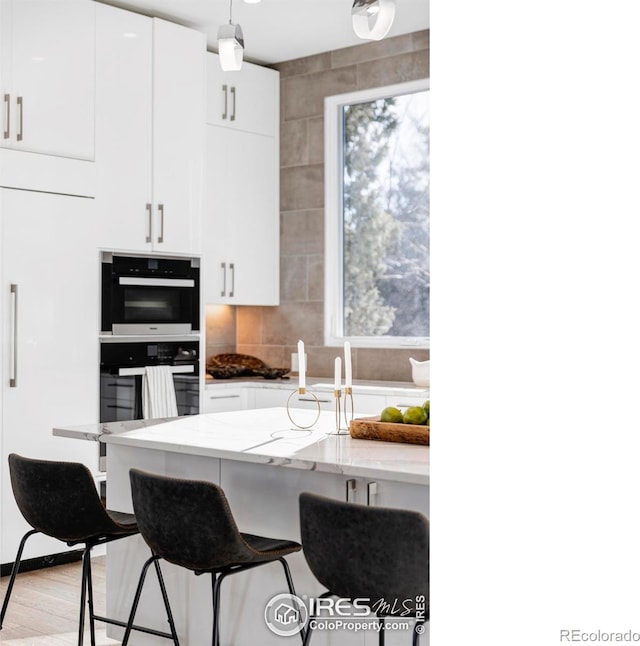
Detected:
[349,416,430,446]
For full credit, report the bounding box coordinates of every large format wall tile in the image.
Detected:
[281,209,324,255]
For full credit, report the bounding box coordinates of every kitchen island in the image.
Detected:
[55,407,429,646]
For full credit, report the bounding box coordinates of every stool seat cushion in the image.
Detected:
[106,510,138,532]
[240,533,302,560]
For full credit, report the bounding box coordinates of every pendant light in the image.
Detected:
[218,0,244,71]
[351,0,396,41]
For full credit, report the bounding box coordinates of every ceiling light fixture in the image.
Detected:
[351,0,396,41]
[218,0,244,71]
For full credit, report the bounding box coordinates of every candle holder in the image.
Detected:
[327,388,350,435]
[343,386,354,430]
[286,387,321,429]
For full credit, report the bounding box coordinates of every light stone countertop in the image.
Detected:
[54,407,429,486]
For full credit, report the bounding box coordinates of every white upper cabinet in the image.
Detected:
[0,0,95,160]
[95,3,153,251]
[152,18,205,255]
[95,4,205,255]
[204,52,280,306]
[204,124,279,306]
[206,54,279,137]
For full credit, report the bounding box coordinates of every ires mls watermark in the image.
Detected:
[264,593,426,637]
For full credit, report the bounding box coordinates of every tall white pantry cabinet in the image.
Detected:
[0,0,99,567]
[0,189,100,565]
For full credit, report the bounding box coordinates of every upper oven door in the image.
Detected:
[102,255,200,335]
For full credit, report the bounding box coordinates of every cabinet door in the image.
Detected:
[204,125,238,303]
[95,2,153,252]
[202,387,249,413]
[152,18,205,254]
[206,54,279,137]
[4,0,95,159]
[204,125,279,305]
[1,188,99,562]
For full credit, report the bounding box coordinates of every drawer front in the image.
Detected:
[203,388,248,413]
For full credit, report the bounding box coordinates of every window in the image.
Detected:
[324,80,430,348]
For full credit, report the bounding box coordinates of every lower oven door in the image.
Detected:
[99,366,199,472]
[100,369,199,423]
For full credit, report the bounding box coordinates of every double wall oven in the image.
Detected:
[99,253,201,473]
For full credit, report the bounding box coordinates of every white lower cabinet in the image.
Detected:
[202,387,253,413]
[0,187,99,564]
[253,388,385,417]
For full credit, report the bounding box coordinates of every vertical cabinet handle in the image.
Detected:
[157,204,164,243]
[345,478,357,503]
[230,86,236,121]
[3,94,9,139]
[145,203,152,243]
[366,482,378,506]
[229,262,235,297]
[222,84,228,120]
[10,284,18,388]
[16,96,23,141]
[221,262,227,297]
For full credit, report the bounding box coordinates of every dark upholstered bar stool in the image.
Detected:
[123,468,305,646]
[0,454,178,646]
[299,492,430,646]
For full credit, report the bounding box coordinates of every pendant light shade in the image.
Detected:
[351,0,396,41]
[218,22,244,71]
[218,0,244,71]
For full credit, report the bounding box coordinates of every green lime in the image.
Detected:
[380,406,404,423]
[423,400,430,423]
[403,406,428,425]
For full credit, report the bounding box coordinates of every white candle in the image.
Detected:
[344,341,352,388]
[334,357,342,390]
[297,340,306,390]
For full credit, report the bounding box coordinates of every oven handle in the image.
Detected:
[118,365,196,377]
[118,277,195,287]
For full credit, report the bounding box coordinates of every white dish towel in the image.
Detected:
[142,366,179,419]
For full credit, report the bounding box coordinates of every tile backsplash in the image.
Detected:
[206,30,430,383]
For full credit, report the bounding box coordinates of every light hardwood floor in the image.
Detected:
[0,556,120,645]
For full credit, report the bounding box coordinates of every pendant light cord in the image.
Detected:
[229,0,233,24]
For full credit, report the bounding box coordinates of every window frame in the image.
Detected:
[324,78,430,349]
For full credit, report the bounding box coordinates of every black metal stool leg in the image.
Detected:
[78,545,94,646]
[277,557,306,644]
[302,613,315,646]
[412,619,425,646]
[122,554,158,646]
[0,529,39,629]
[211,572,224,646]
[378,616,385,646]
[84,547,97,646]
[153,558,180,645]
